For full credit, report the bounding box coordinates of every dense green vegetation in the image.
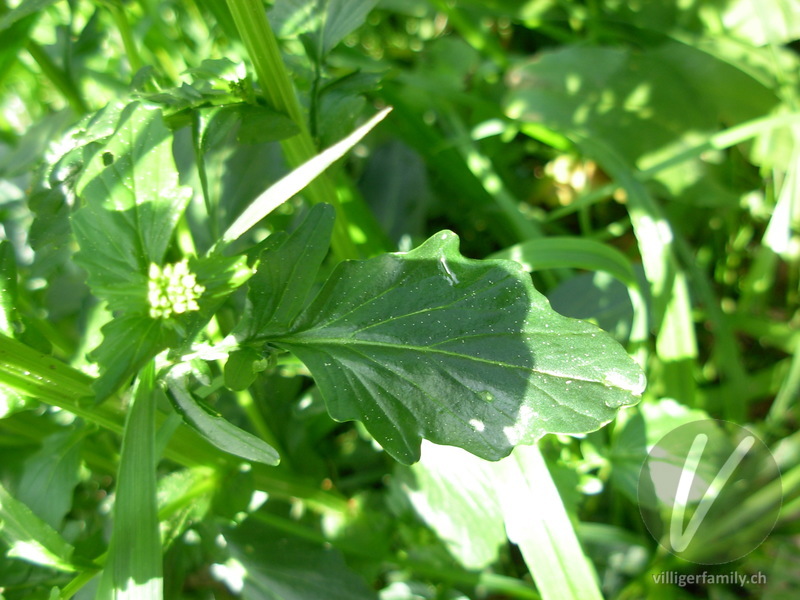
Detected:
[1,0,798,598]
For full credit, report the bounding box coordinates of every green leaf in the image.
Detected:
[224,347,265,391]
[493,445,603,600]
[504,42,778,203]
[609,399,713,506]
[0,0,58,31]
[226,520,378,600]
[174,253,254,350]
[0,241,19,336]
[0,481,76,573]
[0,242,29,418]
[220,107,391,245]
[166,373,280,466]
[490,237,649,360]
[236,203,335,339]
[396,441,506,569]
[71,102,192,311]
[97,362,162,599]
[235,104,301,144]
[269,0,380,59]
[70,202,150,312]
[90,316,172,401]
[271,231,645,464]
[17,430,83,530]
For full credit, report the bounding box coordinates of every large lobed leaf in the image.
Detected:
[269,231,645,464]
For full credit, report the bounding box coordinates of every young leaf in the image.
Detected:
[97,362,162,599]
[224,347,266,391]
[0,481,76,573]
[235,203,335,339]
[166,373,280,466]
[271,231,645,464]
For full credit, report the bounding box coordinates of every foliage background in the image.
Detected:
[1,0,799,599]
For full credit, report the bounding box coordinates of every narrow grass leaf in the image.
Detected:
[97,362,162,599]
[221,107,391,245]
[493,445,603,600]
[0,240,19,336]
[0,481,76,573]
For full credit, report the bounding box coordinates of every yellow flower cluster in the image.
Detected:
[147,259,205,319]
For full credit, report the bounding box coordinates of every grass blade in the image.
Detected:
[220,107,391,245]
[494,445,603,600]
[97,362,162,599]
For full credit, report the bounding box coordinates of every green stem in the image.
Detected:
[224,0,359,260]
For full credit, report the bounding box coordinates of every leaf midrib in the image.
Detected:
[274,335,609,386]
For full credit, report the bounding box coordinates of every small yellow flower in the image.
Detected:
[147,259,205,319]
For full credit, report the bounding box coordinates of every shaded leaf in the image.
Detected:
[271,231,645,464]
[224,347,265,391]
[236,203,335,339]
[17,430,83,530]
[90,316,172,401]
[70,202,150,313]
[505,42,778,202]
[226,520,378,600]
